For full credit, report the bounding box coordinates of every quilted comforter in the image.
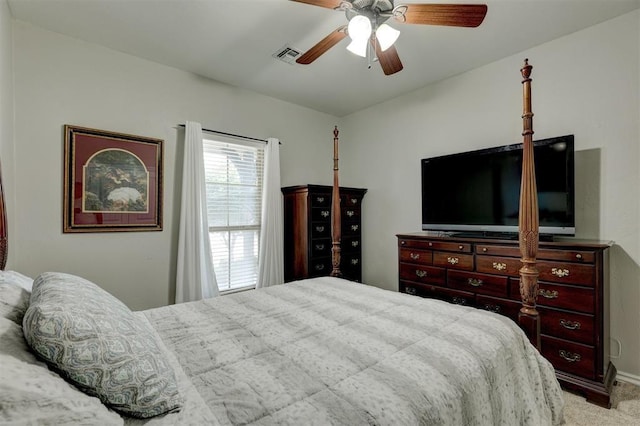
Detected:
[131,277,564,425]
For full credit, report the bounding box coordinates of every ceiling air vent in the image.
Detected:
[273,45,301,64]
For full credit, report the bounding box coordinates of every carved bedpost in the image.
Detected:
[518,59,541,349]
[330,126,342,278]
[0,161,7,270]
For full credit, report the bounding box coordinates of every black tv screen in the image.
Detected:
[421,135,575,236]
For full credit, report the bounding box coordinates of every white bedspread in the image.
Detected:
[132,277,564,425]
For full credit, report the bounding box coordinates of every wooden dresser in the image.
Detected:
[397,233,615,408]
[283,185,367,283]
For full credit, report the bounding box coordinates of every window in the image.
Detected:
[203,137,264,292]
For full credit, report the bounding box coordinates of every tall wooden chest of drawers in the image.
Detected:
[283,185,367,282]
[397,233,615,407]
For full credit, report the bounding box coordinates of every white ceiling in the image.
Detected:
[7,0,640,116]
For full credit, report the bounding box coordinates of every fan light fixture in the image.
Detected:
[293,1,488,76]
[376,23,400,51]
[346,15,371,57]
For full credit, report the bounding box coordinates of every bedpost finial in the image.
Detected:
[521,58,532,80]
[334,126,339,138]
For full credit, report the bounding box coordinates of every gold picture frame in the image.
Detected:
[63,125,163,233]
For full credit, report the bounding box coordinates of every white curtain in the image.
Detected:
[175,121,219,303]
[256,138,284,288]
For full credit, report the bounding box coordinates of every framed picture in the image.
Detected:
[63,125,163,233]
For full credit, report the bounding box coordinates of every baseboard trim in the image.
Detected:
[616,371,640,387]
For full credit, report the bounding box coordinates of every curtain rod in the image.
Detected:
[178,124,271,144]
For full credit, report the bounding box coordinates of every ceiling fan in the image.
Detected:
[291,0,488,75]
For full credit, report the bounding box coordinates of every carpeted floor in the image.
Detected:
[563,380,640,425]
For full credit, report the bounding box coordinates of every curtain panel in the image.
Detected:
[175,121,219,303]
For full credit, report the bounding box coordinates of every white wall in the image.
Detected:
[341,11,640,379]
[0,0,14,268]
[12,20,339,311]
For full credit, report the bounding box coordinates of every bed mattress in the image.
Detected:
[130,276,564,425]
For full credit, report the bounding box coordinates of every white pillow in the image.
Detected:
[0,270,34,292]
[0,317,124,425]
[0,281,30,325]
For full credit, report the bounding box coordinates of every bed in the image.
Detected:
[0,60,565,425]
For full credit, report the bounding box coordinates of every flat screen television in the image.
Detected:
[421,135,575,238]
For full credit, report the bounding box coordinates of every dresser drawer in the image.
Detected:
[341,253,361,269]
[342,207,361,220]
[398,239,471,253]
[476,255,521,276]
[342,236,361,253]
[539,307,595,345]
[341,253,361,281]
[399,248,433,266]
[537,261,595,286]
[342,222,361,236]
[541,335,596,380]
[476,294,521,320]
[433,252,473,270]
[476,245,596,263]
[309,258,331,277]
[311,239,331,257]
[404,283,475,307]
[399,263,445,285]
[342,194,363,207]
[476,244,520,257]
[448,270,508,297]
[400,281,474,306]
[310,223,329,238]
[311,208,331,222]
[309,193,331,207]
[510,280,595,314]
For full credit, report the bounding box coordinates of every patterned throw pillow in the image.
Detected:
[22,272,182,418]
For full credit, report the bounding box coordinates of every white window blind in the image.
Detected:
[203,138,264,292]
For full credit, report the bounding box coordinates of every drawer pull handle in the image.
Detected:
[483,304,501,313]
[315,264,325,271]
[351,258,359,265]
[351,240,359,247]
[458,245,463,250]
[316,226,325,233]
[405,287,417,295]
[428,242,433,247]
[315,244,325,250]
[401,240,406,245]
[452,297,467,305]
[351,198,358,204]
[482,247,488,252]
[410,252,420,260]
[415,270,427,278]
[321,210,330,218]
[468,278,483,287]
[447,256,459,265]
[551,267,570,278]
[559,350,581,363]
[560,319,581,330]
[316,197,325,203]
[538,289,559,299]
[346,210,355,217]
[350,224,359,231]
[492,262,507,271]
[575,253,582,260]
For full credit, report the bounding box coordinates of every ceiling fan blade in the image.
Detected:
[373,38,403,76]
[395,4,488,27]
[290,0,344,9]
[296,26,347,64]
